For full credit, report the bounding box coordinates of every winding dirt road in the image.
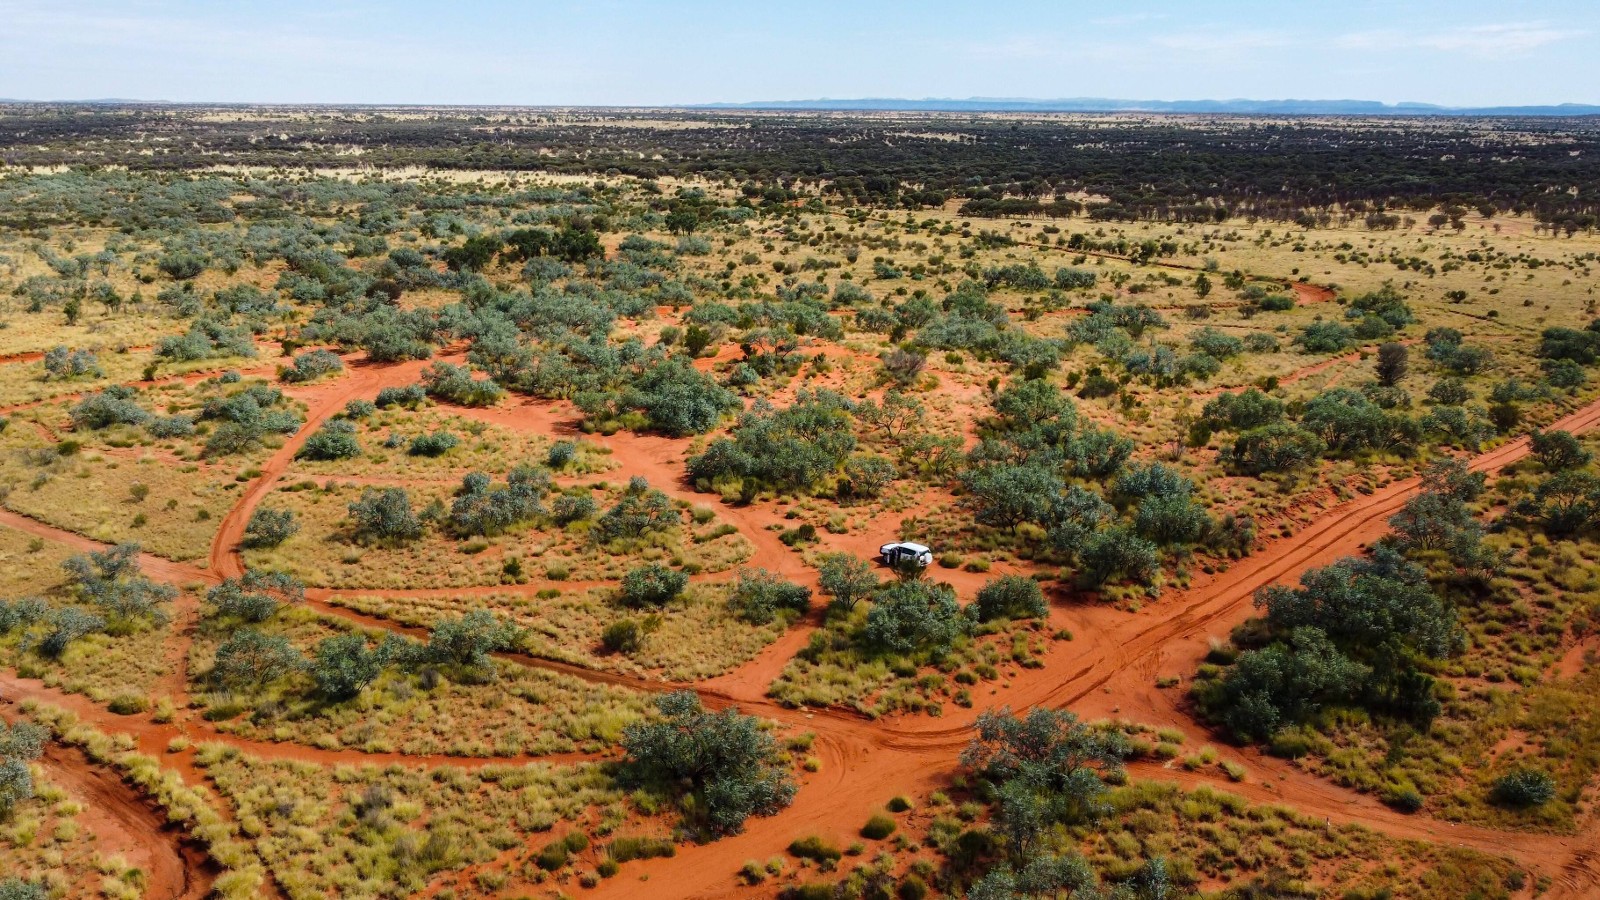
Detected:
[4,346,1600,898]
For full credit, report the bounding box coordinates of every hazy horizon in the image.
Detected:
[1,0,1597,108]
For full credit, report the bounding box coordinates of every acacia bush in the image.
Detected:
[347,487,424,543]
[620,691,796,837]
[1492,770,1556,808]
[243,507,298,548]
[280,349,344,383]
[0,720,46,817]
[619,564,688,608]
[730,568,812,624]
[687,391,857,495]
[973,575,1047,623]
[407,430,459,457]
[375,384,426,409]
[1196,544,1460,743]
[210,628,304,688]
[205,571,303,623]
[41,346,101,380]
[298,420,362,460]
[863,580,971,658]
[593,480,678,543]
[421,362,504,407]
[61,543,175,625]
[448,466,548,537]
[1226,423,1325,474]
[70,386,148,430]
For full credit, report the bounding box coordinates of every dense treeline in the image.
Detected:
[6,106,1600,227]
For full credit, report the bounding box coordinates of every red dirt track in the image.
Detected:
[3,347,1599,898]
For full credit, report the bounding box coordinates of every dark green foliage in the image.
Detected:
[1375,342,1408,386]
[347,487,423,543]
[863,580,971,658]
[1188,327,1243,360]
[442,233,503,272]
[311,633,383,700]
[1076,527,1160,588]
[1202,388,1284,431]
[817,553,880,616]
[1227,423,1326,474]
[1212,627,1371,741]
[421,361,504,407]
[730,568,812,624]
[374,384,426,409]
[1345,284,1415,330]
[1538,325,1600,365]
[1544,358,1587,389]
[61,543,175,623]
[205,570,303,623]
[243,506,298,548]
[620,691,796,837]
[69,385,148,429]
[1526,469,1600,536]
[425,610,518,670]
[1428,378,1472,405]
[973,575,1047,623]
[687,391,857,494]
[841,454,897,499]
[593,481,678,543]
[1295,320,1354,353]
[1298,388,1420,456]
[407,430,459,457]
[961,463,1061,530]
[861,814,897,840]
[619,564,688,608]
[1260,547,1459,660]
[298,419,362,460]
[601,618,645,654]
[210,628,304,688]
[1492,769,1557,808]
[961,707,1129,857]
[1531,429,1592,472]
[622,357,740,436]
[1203,543,1461,742]
[280,349,344,383]
[449,466,548,536]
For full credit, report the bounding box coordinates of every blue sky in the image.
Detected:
[1,0,1595,106]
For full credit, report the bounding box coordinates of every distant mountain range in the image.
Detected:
[696,97,1600,116]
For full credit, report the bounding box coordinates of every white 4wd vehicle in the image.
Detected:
[879,541,933,568]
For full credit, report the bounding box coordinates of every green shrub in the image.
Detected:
[619,564,688,607]
[107,694,149,715]
[602,619,644,654]
[1492,769,1556,808]
[860,814,896,840]
[788,835,842,863]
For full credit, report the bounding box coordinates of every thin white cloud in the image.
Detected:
[1336,22,1581,59]
[1148,30,1293,54]
[1089,12,1168,28]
